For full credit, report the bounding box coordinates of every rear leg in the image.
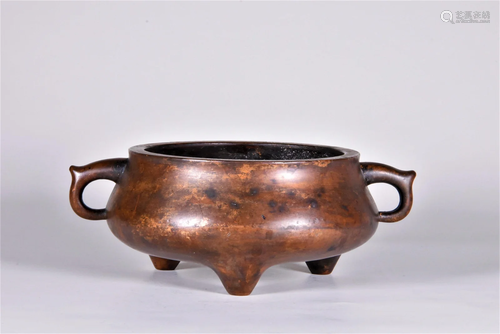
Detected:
[149,255,180,270]
[306,255,340,275]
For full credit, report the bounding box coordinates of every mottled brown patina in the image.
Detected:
[69,142,416,295]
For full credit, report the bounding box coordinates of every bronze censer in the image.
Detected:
[69,141,416,295]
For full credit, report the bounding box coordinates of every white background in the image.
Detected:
[2,1,498,333]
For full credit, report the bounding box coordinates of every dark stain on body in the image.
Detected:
[316,187,326,198]
[287,190,296,197]
[268,200,277,208]
[262,215,266,220]
[278,204,288,213]
[307,198,319,208]
[230,201,240,209]
[249,188,259,196]
[327,245,336,252]
[341,205,349,212]
[205,188,217,199]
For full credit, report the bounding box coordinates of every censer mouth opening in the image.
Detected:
[145,142,345,161]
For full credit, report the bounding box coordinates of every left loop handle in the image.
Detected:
[69,158,128,220]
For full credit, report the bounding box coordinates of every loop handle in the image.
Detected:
[69,158,128,220]
[361,162,416,223]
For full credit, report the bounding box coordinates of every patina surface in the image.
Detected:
[69,142,416,295]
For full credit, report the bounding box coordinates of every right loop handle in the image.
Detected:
[361,162,416,223]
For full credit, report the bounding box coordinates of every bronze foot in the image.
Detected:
[213,264,264,296]
[149,255,180,270]
[306,255,340,275]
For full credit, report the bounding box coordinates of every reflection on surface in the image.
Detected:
[172,216,210,228]
[184,166,205,180]
[274,168,304,182]
[270,216,320,231]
